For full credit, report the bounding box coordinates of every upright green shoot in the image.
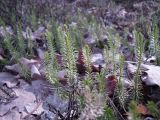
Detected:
[133,30,145,102]
[147,101,160,119]
[117,54,128,111]
[128,101,141,120]
[149,18,160,65]
[58,25,77,86]
[82,44,93,87]
[45,29,59,85]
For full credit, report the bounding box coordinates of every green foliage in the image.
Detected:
[82,45,92,75]
[116,54,128,111]
[19,63,31,82]
[29,10,37,30]
[1,24,34,63]
[118,54,125,83]
[147,101,160,119]
[58,25,77,86]
[45,29,59,85]
[3,34,13,55]
[149,18,160,65]
[26,27,34,56]
[107,28,120,74]
[82,44,93,87]
[0,17,5,26]
[2,5,160,119]
[149,18,159,55]
[69,25,83,49]
[128,101,141,120]
[0,0,18,25]
[3,34,20,62]
[45,29,56,65]
[96,71,106,93]
[77,12,90,29]
[132,30,145,102]
[79,95,86,109]
[48,19,61,52]
[16,25,26,56]
[97,105,117,120]
[0,59,9,71]
[89,17,101,44]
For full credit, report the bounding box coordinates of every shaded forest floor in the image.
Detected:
[0,0,160,120]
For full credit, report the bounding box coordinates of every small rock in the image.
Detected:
[5,64,21,74]
[0,72,18,88]
[31,65,41,80]
[37,48,45,59]
[25,102,44,115]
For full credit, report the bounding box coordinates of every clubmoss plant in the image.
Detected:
[45,28,59,85]
[2,24,34,62]
[82,44,92,86]
[26,27,34,57]
[29,10,38,30]
[58,25,77,86]
[147,101,160,119]
[3,33,20,62]
[107,28,120,74]
[149,18,160,65]
[0,17,5,26]
[16,24,26,57]
[116,54,128,111]
[96,70,106,93]
[69,25,83,50]
[49,19,61,52]
[19,63,31,82]
[128,101,141,120]
[132,30,145,102]
[97,105,117,120]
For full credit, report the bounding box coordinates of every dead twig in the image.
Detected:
[48,104,65,120]
[107,96,126,120]
[22,100,42,119]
